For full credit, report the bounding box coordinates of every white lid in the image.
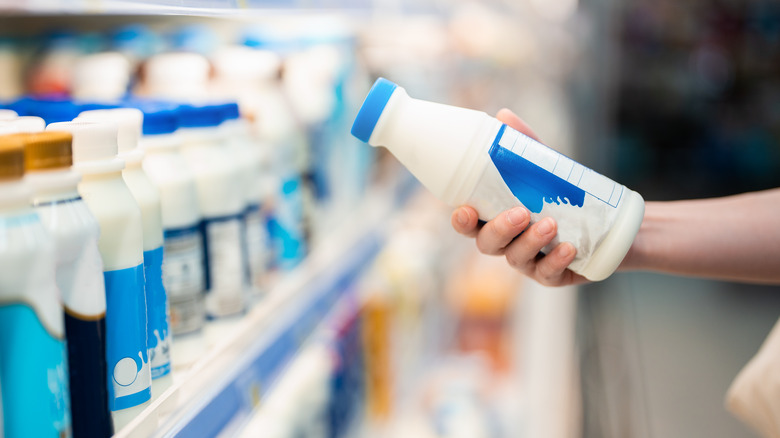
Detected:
[144,52,211,101]
[46,120,119,163]
[0,116,46,133]
[72,52,131,101]
[212,46,281,81]
[0,109,17,121]
[78,108,143,155]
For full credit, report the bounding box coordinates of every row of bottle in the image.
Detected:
[0,99,295,437]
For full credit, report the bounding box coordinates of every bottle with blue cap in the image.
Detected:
[138,103,207,370]
[77,108,173,399]
[45,121,152,432]
[352,78,645,281]
[0,134,72,438]
[178,103,249,342]
[22,131,113,438]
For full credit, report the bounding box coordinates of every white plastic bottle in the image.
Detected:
[220,103,270,303]
[0,116,46,134]
[45,121,151,430]
[178,104,248,342]
[139,105,206,369]
[352,78,645,281]
[23,131,114,438]
[78,108,172,397]
[0,135,71,438]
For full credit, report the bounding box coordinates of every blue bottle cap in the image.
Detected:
[177,103,224,128]
[217,102,240,121]
[121,98,180,135]
[350,77,397,143]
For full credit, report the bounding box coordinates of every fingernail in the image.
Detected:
[537,218,554,235]
[507,207,527,226]
[560,243,575,258]
[456,209,469,226]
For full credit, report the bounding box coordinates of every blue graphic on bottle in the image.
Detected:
[144,247,170,379]
[104,264,151,410]
[268,176,306,271]
[0,303,71,438]
[489,124,622,214]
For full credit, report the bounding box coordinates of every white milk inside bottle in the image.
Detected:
[78,108,172,398]
[178,104,248,344]
[139,105,206,370]
[351,78,645,281]
[0,135,71,438]
[22,131,113,437]
[46,121,151,431]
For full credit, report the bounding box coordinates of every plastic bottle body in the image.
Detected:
[28,170,114,438]
[180,127,248,320]
[354,79,645,281]
[123,160,172,396]
[0,182,71,438]
[141,133,206,368]
[77,170,151,428]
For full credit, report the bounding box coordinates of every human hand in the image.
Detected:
[450,108,589,287]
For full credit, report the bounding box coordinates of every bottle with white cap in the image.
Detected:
[45,121,151,430]
[142,52,211,102]
[22,131,113,438]
[77,108,172,397]
[0,134,71,438]
[352,78,646,281]
[0,116,46,133]
[138,104,206,369]
[71,52,131,102]
[0,109,17,120]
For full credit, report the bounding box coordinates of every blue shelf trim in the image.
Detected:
[167,232,384,438]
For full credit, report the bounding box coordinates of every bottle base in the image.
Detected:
[577,190,645,281]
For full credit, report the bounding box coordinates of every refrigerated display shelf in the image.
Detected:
[115,174,418,438]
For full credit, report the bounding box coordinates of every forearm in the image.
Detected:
[619,188,780,284]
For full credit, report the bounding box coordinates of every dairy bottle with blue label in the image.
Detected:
[178,104,248,325]
[139,105,207,369]
[45,121,151,429]
[352,78,645,281]
[78,108,172,398]
[23,131,114,438]
[220,103,270,303]
[0,135,71,438]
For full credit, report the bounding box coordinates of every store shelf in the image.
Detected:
[115,174,417,438]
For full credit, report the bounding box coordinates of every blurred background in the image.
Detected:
[0,0,779,437]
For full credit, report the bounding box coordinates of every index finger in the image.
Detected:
[496,108,541,142]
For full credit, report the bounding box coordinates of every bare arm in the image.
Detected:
[621,190,780,284]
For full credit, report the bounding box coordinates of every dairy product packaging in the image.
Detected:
[0,134,71,438]
[46,121,151,429]
[23,131,113,437]
[351,78,645,281]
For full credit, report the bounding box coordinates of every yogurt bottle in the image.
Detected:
[220,103,270,303]
[23,131,113,438]
[351,78,645,281]
[78,108,172,397]
[0,135,71,438]
[46,121,151,430]
[178,104,248,322]
[139,105,206,369]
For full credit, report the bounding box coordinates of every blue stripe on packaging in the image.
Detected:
[144,247,171,379]
[0,303,71,438]
[104,264,152,411]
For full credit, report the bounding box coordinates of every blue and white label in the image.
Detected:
[201,215,247,318]
[144,247,170,379]
[268,176,307,271]
[163,225,206,335]
[0,303,71,438]
[489,124,623,214]
[104,264,151,411]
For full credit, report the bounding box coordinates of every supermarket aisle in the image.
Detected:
[579,272,780,438]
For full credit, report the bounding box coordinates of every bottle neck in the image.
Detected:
[26,168,81,205]
[0,179,33,213]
